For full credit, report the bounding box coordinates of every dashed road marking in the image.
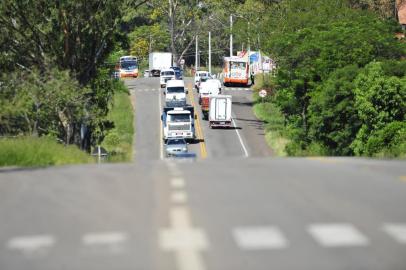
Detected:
[171,177,186,188]
[233,226,288,250]
[308,224,369,247]
[159,207,208,270]
[383,223,406,244]
[82,232,127,245]
[171,191,188,203]
[7,235,55,256]
[82,232,128,254]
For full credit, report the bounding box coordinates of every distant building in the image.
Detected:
[398,0,406,30]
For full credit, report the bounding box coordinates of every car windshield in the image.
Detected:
[161,71,175,76]
[167,139,186,145]
[167,87,185,93]
[120,61,137,70]
[169,114,190,122]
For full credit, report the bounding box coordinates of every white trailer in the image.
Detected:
[209,95,232,128]
[149,52,172,77]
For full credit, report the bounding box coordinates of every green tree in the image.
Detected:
[352,61,406,155]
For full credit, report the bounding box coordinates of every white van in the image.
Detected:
[165,79,187,107]
[194,71,210,89]
[160,68,176,88]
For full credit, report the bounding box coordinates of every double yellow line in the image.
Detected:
[187,84,208,159]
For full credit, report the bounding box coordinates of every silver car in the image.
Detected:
[165,138,188,157]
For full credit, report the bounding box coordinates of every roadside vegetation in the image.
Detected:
[250,0,406,158]
[0,137,93,167]
[0,1,142,167]
[101,82,134,162]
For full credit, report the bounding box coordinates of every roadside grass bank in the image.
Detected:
[251,73,289,156]
[253,101,289,157]
[101,81,134,162]
[0,137,93,167]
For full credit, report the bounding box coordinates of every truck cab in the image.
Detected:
[162,106,196,142]
[165,80,188,107]
[160,68,176,88]
[199,81,221,120]
[194,71,210,90]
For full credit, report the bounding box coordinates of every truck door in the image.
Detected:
[215,97,227,120]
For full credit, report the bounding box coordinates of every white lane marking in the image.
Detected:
[159,207,208,270]
[233,226,288,250]
[383,223,406,244]
[82,232,127,245]
[82,232,128,254]
[167,161,182,176]
[7,235,55,255]
[231,117,249,158]
[171,177,185,188]
[171,191,188,203]
[159,91,164,160]
[308,224,369,247]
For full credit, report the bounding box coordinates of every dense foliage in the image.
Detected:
[0,0,144,151]
[258,0,406,157]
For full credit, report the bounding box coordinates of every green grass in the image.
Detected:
[253,102,289,157]
[0,137,93,167]
[101,85,134,162]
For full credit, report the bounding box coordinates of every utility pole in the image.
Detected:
[230,15,233,57]
[208,31,211,75]
[195,35,198,71]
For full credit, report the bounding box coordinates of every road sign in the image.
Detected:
[180,59,185,65]
[259,89,267,98]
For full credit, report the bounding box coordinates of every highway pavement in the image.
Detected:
[0,77,405,270]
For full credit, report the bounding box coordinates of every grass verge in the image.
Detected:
[101,83,134,162]
[253,102,289,157]
[0,137,93,167]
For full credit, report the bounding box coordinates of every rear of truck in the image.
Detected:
[209,95,232,128]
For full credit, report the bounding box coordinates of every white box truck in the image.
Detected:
[209,95,232,128]
[149,52,172,77]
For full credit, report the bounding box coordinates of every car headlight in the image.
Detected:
[182,147,187,151]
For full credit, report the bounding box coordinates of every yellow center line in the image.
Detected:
[187,84,207,159]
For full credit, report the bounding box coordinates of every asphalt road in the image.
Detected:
[0,77,405,270]
[127,77,272,160]
[0,158,405,270]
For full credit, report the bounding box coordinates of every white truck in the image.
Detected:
[165,79,188,107]
[149,52,172,77]
[162,106,196,141]
[209,95,232,128]
[160,68,176,88]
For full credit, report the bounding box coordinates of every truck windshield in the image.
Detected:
[161,71,175,76]
[169,114,190,122]
[167,87,185,93]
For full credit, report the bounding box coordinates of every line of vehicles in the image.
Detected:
[149,54,232,158]
[115,52,238,158]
